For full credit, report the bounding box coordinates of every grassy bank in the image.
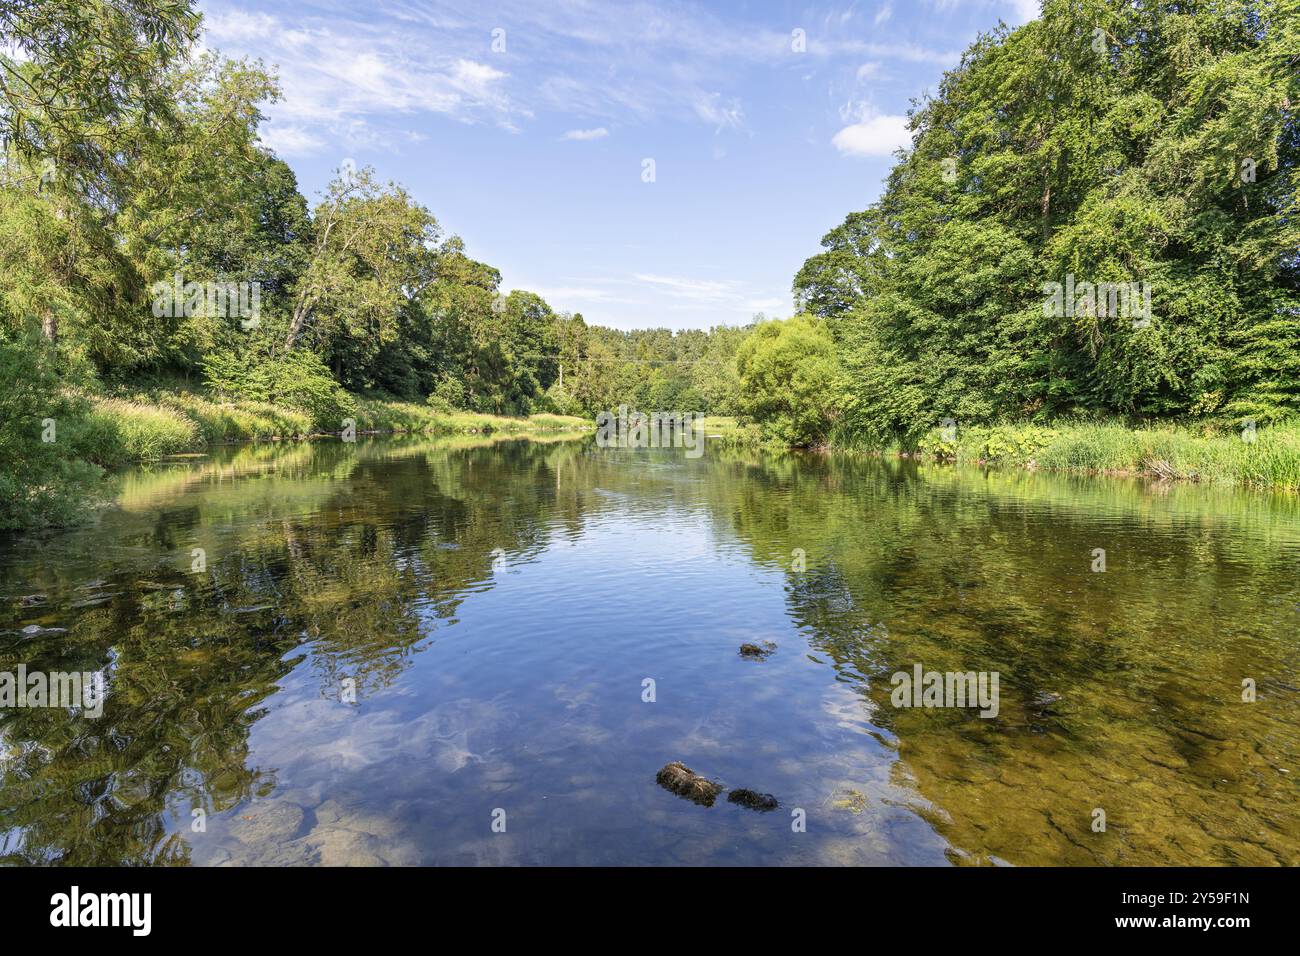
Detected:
[910,421,1300,489]
[3,386,592,531]
[702,416,764,449]
[351,399,589,439]
[69,392,590,468]
[719,417,1300,491]
[77,403,1300,489]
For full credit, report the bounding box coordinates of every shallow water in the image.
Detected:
[2,435,1299,865]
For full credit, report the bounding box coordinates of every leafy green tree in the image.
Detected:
[0,0,201,343]
[113,55,307,374]
[736,315,842,446]
[283,167,440,356]
[804,0,1299,440]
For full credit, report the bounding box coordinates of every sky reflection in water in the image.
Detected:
[2,435,1299,865]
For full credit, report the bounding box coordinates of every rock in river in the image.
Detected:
[656,761,724,806]
[229,800,305,845]
[727,788,779,812]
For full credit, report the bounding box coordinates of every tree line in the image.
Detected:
[5,0,1297,527]
[0,1,751,417]
[758,0,1297,447]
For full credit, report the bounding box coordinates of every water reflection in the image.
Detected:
[2,437,1298,865]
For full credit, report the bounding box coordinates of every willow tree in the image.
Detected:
[0,0,201,343]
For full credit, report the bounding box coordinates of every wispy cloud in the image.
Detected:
[1009,0,1040,21]
[203,7,529,154]
[692,93,746,132]
[257,124,326,157]
[562,127,610,141]
[522,284,642,307]
[203,0,971,157]
[633,274,746,302]
[518,273,789,323]
[631,274,787,314]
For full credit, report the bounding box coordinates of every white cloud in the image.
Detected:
[201,0,964,156]
[692,93,746,132]
[516,272,788,328]
[0,41,31,62]
[1008,0,1040,22]
[832,113,912,157]
[930,0,1038,26]
[202,9,276,42]
[203,10,527,155]
[562,127,609,141]
[258,124,326,157]
[448,58,508,100]
[633,274,745,303]
[522,284,640,306]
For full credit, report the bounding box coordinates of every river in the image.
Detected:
[2,434,1298,865]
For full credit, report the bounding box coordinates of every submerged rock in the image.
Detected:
[229,800,304,845]
[310,827,388,867]
[739,641,777,660]
[727,788,779,812]
[1030,691,1063,714]
[830,789,869,814]
[656,761,724,806]
[20,624,68,637]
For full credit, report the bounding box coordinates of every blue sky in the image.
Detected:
[201,0,1038,330]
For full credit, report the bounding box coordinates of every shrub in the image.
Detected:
[202,348,355,432]
[735,315,842,447]
[0,334,103,530]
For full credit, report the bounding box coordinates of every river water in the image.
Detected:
[2,435,1298,865]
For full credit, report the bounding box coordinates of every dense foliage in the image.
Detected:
[792,0,1298,444]
[4,0,1298,529]
[0,2,752,527]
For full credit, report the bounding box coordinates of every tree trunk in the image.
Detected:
[284,309,304,350]
[44,197,69,344]
[1040,182,1052,244]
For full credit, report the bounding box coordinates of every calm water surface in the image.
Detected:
[2,435,1299,865]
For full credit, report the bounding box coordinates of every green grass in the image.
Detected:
[353,399,589,436]
[906,420,1300,490]
[154,392,313,443]
[63,392,591,467]
[73,398,202,465]
[702,415,765,449]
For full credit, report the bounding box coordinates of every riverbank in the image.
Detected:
[713,418,1300,491]
[72,392,590,467]
[918,421,1300,489]
[1,390,590,532]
